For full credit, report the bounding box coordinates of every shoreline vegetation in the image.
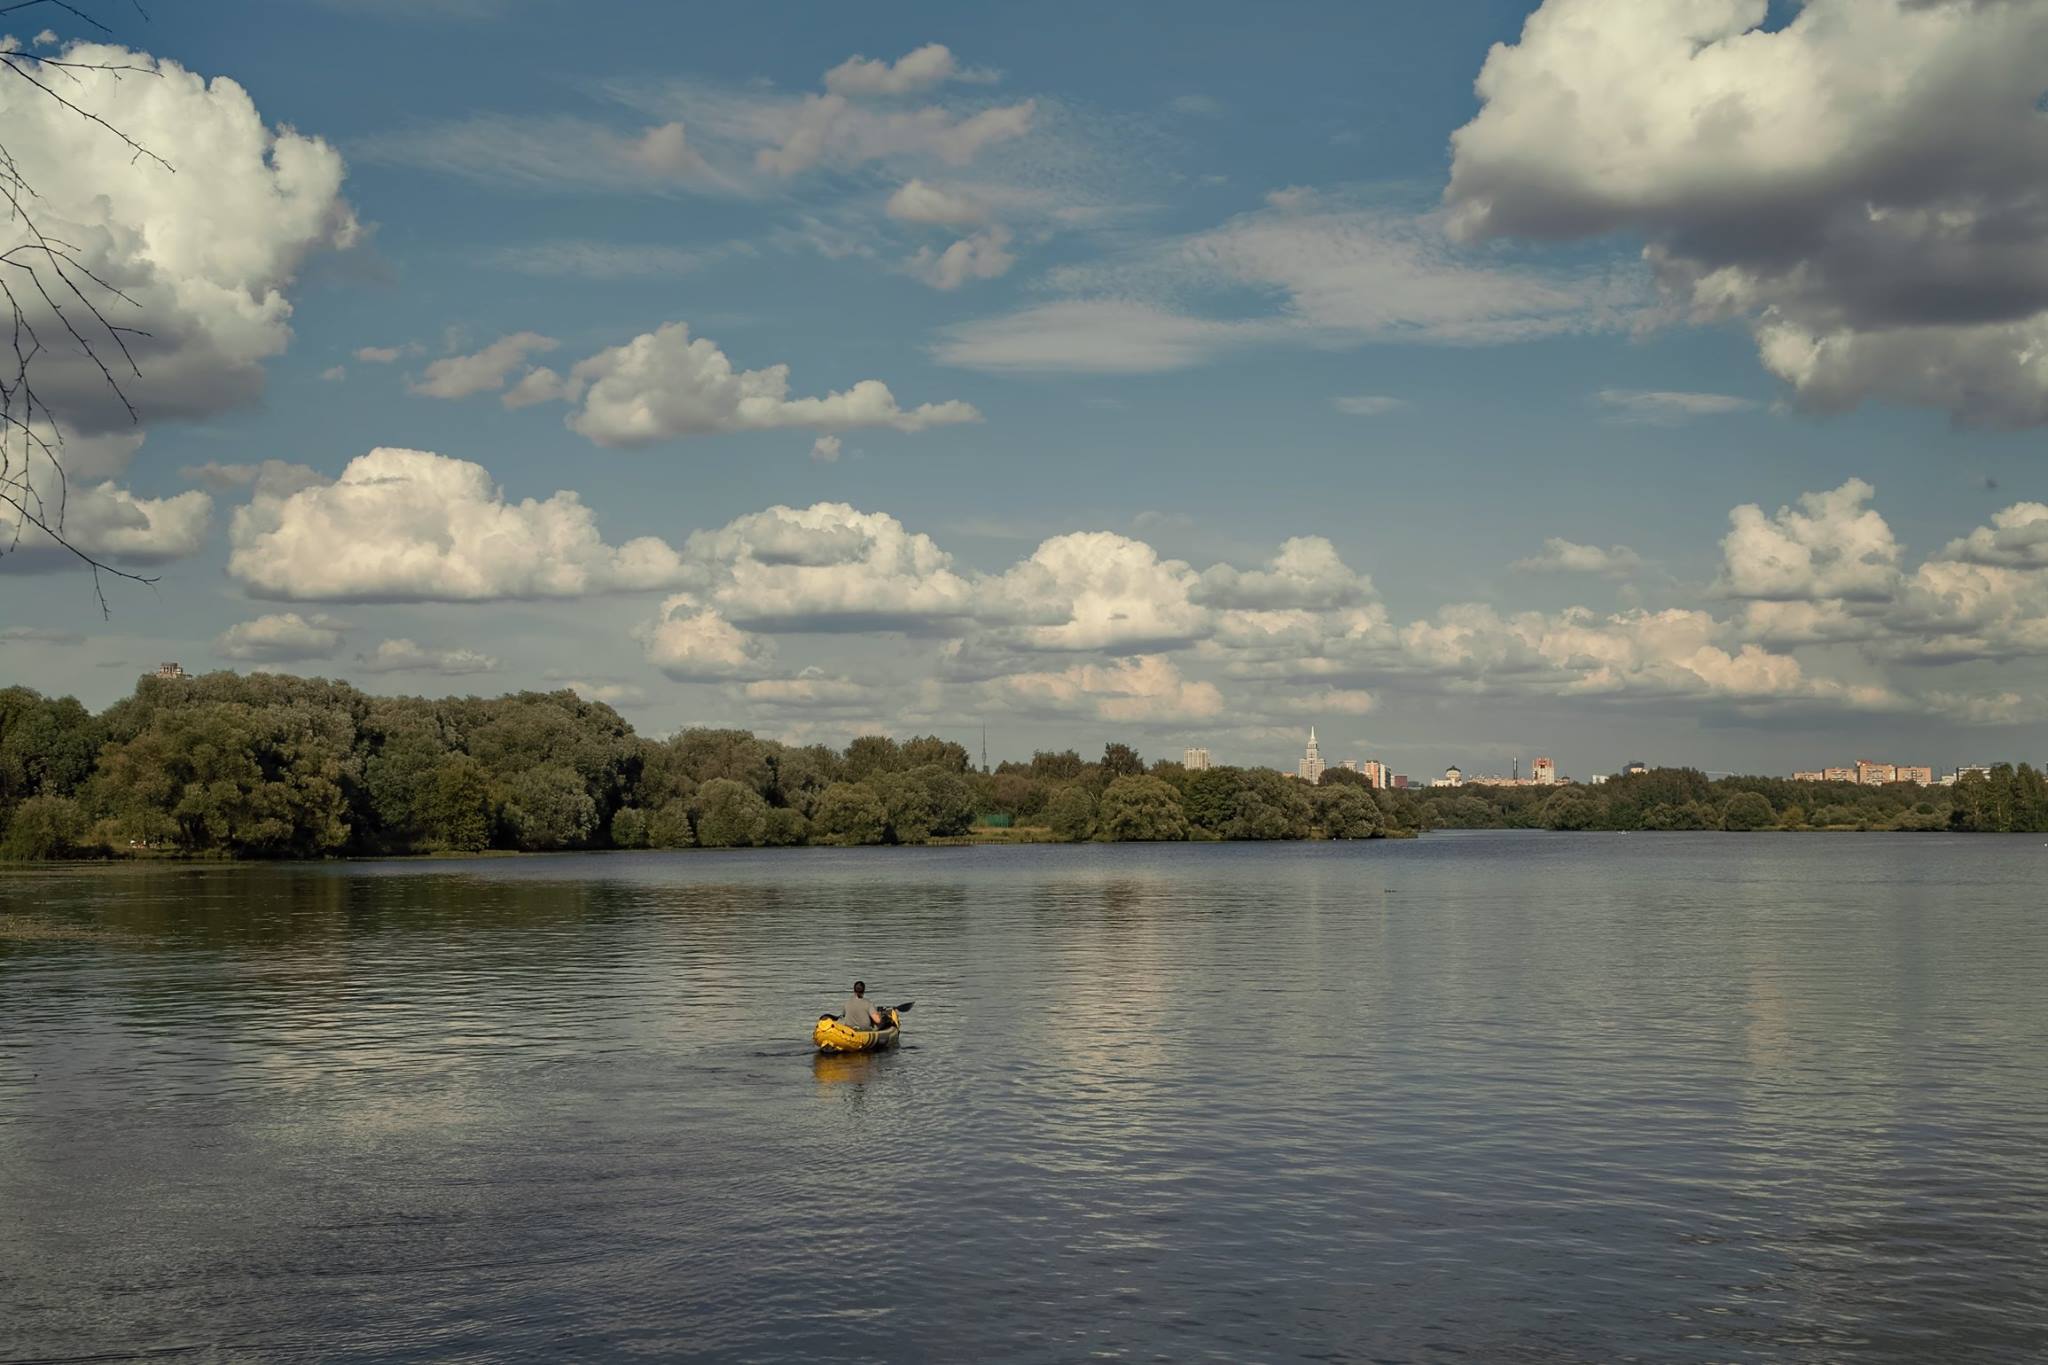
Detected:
[2,672,2045,862]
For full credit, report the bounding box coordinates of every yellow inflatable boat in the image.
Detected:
[812,1004,906,1054]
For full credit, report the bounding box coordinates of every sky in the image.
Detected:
[3,0,2046,778]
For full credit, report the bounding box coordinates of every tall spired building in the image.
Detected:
[1297,727,1324,783]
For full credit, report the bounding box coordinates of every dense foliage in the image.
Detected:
[0,673,1407,858]
[7,674,2037,859]
[1393,765,2048,834]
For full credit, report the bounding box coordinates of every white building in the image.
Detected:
[1432,764,1463,788]
[1184,747,1211,771]
[1297,728,1324,784]
[1531,756,1557,785]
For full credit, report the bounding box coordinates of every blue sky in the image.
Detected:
[3,0,2046,777]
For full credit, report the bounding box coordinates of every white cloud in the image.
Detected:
[906,226,1016,289]
[512,321,980,447]
[685,503,984,633]
[1193,536,1374,611]
[1169,94,1225,118]
[638,599,776,681]
[488,240,746,279]
[411,332,559,400]
[824,44,989,98]
[1596,389,1757,424]
[228,447,688,602]
[885,178,988,225]
[320,366,347,382]
[1332,395,1406,416]
[988,654,1223,724]
[354,345,408,364]
[742,669,883,710]
[1513,538,1644,578]
[0,44,355,434]
[1941,502,2048,570]
[215,612,345,662]
[1,626,85,644]
[811,434,842,463]
[988,532,1209,653]
[1445,0,2048,426]
[356,639,500,676]
[1720,480,1900,603]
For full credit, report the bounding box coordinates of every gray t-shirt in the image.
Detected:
[842,995,878,1029]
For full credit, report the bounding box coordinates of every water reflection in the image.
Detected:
[3,837,2046,1362]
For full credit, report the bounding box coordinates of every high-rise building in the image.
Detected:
[1361,759,1388,789]
[1895,765,1932,785]
[1531,756,1557,785]
[1822,767,1855,782]
[1855,759,1897,785]
[1184,747,1211,771]
[1792,770,1824,782]
[1297,728,1324,784]
[1392,775,1410,789]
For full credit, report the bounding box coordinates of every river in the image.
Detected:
[4,833,2045,1361]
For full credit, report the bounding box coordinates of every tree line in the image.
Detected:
[0,672,1404,859]
[6,672,2041,860]
[1401,765,2048,834]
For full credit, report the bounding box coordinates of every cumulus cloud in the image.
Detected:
[227,447,688,602]
[988,655,1223,724]
[811,435,843,463]
[742,669,884,710]
[1,481,212,569]
[1445,0,2048,426]
[684,503,984,633]
[1939,502,2048,570]
[1513,538,1644,578]
[990,532,1209,652]
[356,639,500,676]
[1720,480,1900,603]
[824,43,989,98]
[215,612,346,662]
[638,598,776,680]
[411,332,559,400]
[555,679,647,707]
[1193,537,1375,613]
[507,321,980,447]
[0,44,355,434]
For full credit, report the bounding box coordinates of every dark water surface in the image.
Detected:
[4,834,2046,1362]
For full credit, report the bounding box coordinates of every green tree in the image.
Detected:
[1720,791,1775,831]
[610,806,651,849]
[1,794,92,860]
[761,807,810,847]
[424,755,492,851]
[842,735,903,782]
[692,778,771,848]
[648,797,696,848]
[1046,786,1097,842]
[901,735,972,772]
[1100,742,1146,782]
[1313,784,1383,839]
[1099,775,1190,841]
[812,782,887,845]
[499,764,597,851]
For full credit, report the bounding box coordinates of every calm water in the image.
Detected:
[3,834,2046,1362]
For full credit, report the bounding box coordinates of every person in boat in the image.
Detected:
[840,980,884,1031]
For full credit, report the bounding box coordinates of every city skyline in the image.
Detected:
[3,2,2046,776]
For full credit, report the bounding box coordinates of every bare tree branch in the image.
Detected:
[0,2,169,605]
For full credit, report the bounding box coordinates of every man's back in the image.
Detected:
[842,995,877,1029]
